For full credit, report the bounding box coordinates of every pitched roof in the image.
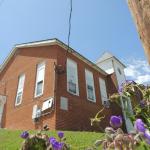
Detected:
[0,38,107,76]
[96,52,126,68]
[96,52,114,62]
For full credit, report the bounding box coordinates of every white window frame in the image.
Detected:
[67,58,79,96]
[99,78,108,104]
[15,74,25,106]
[34,62,45,98]
[85,69,96,102]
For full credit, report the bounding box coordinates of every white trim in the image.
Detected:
[67,58,79,96]
[0,39,107,76]
[85,69,96,102]
[34,62,46,98]
[15,74,25,106]
[15,39,56,48]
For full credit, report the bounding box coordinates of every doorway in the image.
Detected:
[120,96,134,133]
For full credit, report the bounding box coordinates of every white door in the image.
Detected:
[0,96,6,128]
[0,103,3,127]
[121,96,134,133]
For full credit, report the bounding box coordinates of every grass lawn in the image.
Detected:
[0,129,103,150]
[0,129,147,150]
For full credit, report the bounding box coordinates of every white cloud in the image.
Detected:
[124,64,140,77]
[124,59,150,85]
[135,75,150,84]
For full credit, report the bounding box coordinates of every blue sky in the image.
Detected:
[0,0,149,84]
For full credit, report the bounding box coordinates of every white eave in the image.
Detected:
[0,38,108,76]
[96,52,126,68]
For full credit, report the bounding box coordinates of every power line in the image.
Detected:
[64,0,73,66]
[67,0,73,50]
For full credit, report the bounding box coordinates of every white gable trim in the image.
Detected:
[97,56,126,68]
[0,39,107,76]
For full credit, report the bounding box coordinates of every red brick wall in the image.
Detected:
[0,44,122,131]
[106,73,118,96]
[0,46,58,130]
[55,46,121,131]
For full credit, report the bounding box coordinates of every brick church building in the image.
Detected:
[0,39,127,131]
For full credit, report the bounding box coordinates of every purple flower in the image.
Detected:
[140,100,146,108]
[110,116,122,129]
[49,137,56,144]
[53,142,64,150]
[49,137,64,150]
[118,80,134,94]
[144,130,150,145]
[20,131,29,139]
[134,119,146,133]
[118,84,123,94]
[53,141,60,149]
[125,80,134,84]
[58,131,64,139]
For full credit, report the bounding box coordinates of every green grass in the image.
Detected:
[0,129,103,150]
[0,129,147,150]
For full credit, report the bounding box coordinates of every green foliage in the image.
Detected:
[90,108,105,126]
[21,135,47,150]
[110,81,150,127]
[90,81,150,149]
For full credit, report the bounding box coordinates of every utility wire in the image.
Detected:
[67,0,73,50]
[65,0,73,66]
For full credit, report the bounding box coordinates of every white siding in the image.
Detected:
[96,59,114,74]
[114,60,126,86]
[96,57,126,87]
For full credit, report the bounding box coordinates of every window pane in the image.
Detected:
[99,78,108,104]
[16,92,22,104]
[85,69,96,101]
[68,80,76,93]
[37,67,45,82]
[18,75,25,90]
[87,85,94,100]
[35,62,45,97]
[36,81,43,96]
[15,74,25,105]
[67,59,79,95]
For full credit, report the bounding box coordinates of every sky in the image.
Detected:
[0,0,149,84]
